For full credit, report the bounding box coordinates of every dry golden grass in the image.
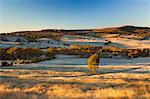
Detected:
[0,66,150,99]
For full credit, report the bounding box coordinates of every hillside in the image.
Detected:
[92,25,150,39]
[93,25,149,33]
[1,26,149,39]
[5,25,149,33]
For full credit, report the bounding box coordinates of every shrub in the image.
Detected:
[88,53,100,74]
[46,47,56,59]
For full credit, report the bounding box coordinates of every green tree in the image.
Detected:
[88,53,100,74]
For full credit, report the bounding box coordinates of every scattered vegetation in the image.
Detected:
[11,30,63,42]
[0,47,56,65]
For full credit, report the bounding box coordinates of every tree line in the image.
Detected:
[0,45,149,65]
[57,45,150,58]
[0,47,56,65]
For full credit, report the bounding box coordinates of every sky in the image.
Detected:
[0,0,149,33]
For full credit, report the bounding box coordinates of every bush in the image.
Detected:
[88,53,100,74]
[46,47,56,59]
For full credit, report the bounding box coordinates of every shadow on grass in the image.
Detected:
[97,67,150,74]
[0,66,149,74]
[0,76,17,78]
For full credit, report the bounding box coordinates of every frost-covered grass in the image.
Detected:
[1,35,150,48]
[106,37,150,48]
[0,65,150,99]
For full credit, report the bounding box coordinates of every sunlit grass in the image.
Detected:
[0,66,150,99]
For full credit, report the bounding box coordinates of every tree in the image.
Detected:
[88,53,100,74]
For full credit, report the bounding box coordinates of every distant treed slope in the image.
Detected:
[92,26,150,39]
[1,25,150,40]
[93,25,150,33]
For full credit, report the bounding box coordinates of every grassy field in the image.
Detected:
[0,65,150,99]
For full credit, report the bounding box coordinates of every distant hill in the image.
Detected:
[2,25,149,34]
[93,25,150,34]
[91,25,150,39]
[1,25,150,40]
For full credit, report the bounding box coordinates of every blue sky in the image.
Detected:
[0,0,149,32]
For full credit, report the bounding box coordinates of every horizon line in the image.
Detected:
[1,25,150,34]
